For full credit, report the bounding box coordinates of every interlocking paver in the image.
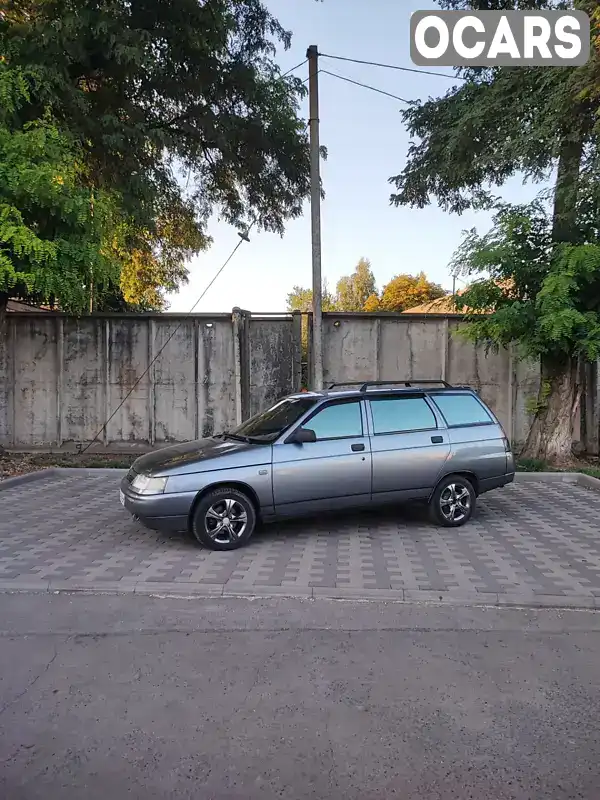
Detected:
[1,472,600,602]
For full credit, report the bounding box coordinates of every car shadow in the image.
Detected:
[255,501,432,539]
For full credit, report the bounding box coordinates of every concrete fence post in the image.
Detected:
[232,308,243,426]
[193,319,200,440]
[0,308,12,447]
[10,316,16,446]
[103,318,110,445]
[306,312,314,389]
[441,319,450,383]
[240,309,251,420]
[292,311,302,391]
[56,316,64,447]
[507,343,515,445]
[231,307,252,422]
[148,319,156,446]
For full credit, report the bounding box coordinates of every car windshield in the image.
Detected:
[226,396,317,443]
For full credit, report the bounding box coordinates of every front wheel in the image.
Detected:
[429,475,476,527]
[191,487,256,550]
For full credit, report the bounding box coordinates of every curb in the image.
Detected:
[0,467,127,490]
[514,471,600,492]
[0,578,597,611]
[0,468,58,489]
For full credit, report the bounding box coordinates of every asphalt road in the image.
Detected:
[1,593,600,799]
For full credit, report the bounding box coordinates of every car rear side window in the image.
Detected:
[369,396,437,435]
[307,401,363,440]
[432,393,493,427]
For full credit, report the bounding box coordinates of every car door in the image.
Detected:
[368,394,450,502]
[272,398,372,516]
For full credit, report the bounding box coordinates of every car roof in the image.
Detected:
[287,383,477,401]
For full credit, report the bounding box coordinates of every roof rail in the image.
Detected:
[327,380,452,392]
[359,380,452,392]
[327,381,370,390]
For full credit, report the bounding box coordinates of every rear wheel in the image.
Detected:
[429,475,476,527]
[191,487,256,550]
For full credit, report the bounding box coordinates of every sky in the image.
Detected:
[167,0,541,314]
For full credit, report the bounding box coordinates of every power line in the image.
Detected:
[319,51,467,82]
[79,58,312,455]
[281,58,308,78]
[78,225,255,455]
[321,69,412,105]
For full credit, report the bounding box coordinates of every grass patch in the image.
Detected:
[517,458,600,480]
[1,451,138,480]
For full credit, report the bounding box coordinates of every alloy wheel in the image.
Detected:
[204,498,248,544]
[439,482,471,523]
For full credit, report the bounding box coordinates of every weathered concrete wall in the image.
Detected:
[2,309,598,451]
[248,316,299,417]
[3,313,248,447]
[0,309,11,445]
[320,312,597,451]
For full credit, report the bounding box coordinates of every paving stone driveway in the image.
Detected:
[1,471,600,606]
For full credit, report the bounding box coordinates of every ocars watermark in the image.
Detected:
[410,10,590,67]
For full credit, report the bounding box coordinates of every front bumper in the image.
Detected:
[119,476,195,533]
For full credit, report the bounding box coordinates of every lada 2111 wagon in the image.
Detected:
[120,380,515,550]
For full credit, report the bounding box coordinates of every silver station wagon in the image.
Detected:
[120,380,515,550]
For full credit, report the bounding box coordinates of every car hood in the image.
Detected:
[132,437,271,476]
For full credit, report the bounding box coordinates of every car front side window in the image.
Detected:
[304,401,363,441]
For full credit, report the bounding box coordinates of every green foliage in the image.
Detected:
[517,457,600,479]
[2,0,313,309]
[363,293,381,312]
[0,66,121,312]
[390,1,594,215]
[286,283,337,313]
[3,0,311,235]
[379,272,446,312]
[453,203,600,363]
[335,258,377,311]
[516,457,548,473]
[286,265,445,315]
[524,381,552,416]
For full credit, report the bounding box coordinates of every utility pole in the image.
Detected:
[307,44,323,390]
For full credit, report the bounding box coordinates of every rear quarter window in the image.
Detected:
[431,393,493,427]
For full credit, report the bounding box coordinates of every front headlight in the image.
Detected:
[131,474,168,495]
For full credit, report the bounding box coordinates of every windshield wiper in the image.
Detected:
[219,432,249,442]
[222,431,272,445]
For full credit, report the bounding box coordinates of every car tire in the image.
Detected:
[191,487,257,550]
[429,475,476,528]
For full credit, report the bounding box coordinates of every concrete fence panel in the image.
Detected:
[248,315,297,417]
[2,309,598,453]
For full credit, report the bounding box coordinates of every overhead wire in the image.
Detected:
[318,51,467,82]
[320,69,412,105]
[280,58,308,78]
[78,225,256,454]
[79,59,312,455]
[80,51,455,454]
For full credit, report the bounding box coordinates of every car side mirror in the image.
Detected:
[287,427,317,444]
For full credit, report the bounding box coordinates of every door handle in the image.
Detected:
[431,435,444,444]
[351,443,365,452]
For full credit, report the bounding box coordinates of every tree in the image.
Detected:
[363,293,381,312]
[2,0,313,308]
[389,0,600,465]
[335,258,377,311]
[286,282,336,312]
[0,67,121,314]
[379,272,446,312]
[452,202,600,463]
